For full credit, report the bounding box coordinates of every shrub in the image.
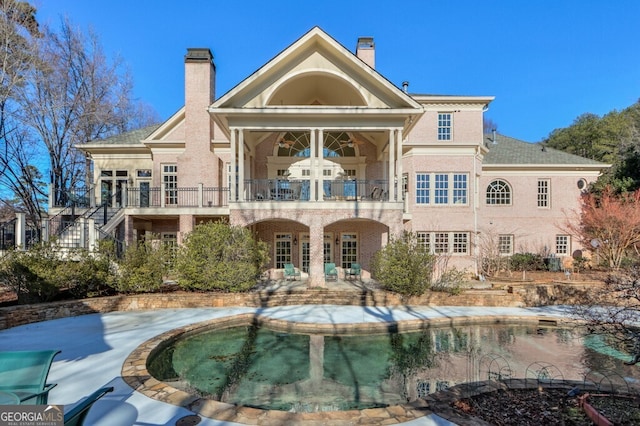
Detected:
[509,253,544,272]
[114,235,169,293]
[371,231,435,296]
[57,243,117,298]
[432,266,468,295]
[174,221,269,292]
[0,240,117,303]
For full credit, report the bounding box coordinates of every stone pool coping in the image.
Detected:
[122,312,572,425]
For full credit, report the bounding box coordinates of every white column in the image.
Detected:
[79,217,86,249]
[88,219,96,252]
[238,129,245,201]
[310,129,317,201]
[15,212,26,250]
[229,127,237,202]
[388,129,395,201]
[396,128,403,202]
[318,129,324,201]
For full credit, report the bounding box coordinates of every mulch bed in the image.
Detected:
[453,388,640,425]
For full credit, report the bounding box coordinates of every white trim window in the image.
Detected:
[418,231,470,255]
[163,164,178,205]
[416,173,468,205]
[486,179,511,205]
[537,179,550,208]
[437,113,452,141]
[498,234,514,255]
[274,233,292,268]
[555,235,569,255]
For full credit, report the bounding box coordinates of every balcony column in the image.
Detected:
[388,129,395,201]
[229,127,237,202]
[309,129,317,201]
[396,128,403,202]
[238,128,245,201]
[317,129,324,201]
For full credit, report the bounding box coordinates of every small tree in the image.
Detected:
[174,221,269,292]
[564,188,640,269]
[371,231,435,296]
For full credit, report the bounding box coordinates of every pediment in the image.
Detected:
[212,27,421,111]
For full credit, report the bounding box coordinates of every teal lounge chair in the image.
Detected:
[64,386,114,426]
[325,263,338,281]
[345,263,361,280]
[0,350,60,404]
[284,263,301,281]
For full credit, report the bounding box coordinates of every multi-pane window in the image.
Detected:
[434,174,449,204]
[416,174,430,204]
[437,113,452,141]
[537,179,550,208]
[453,174,468,204]
[274,233,292,268]
[162,233,178,267]
[498,234,514,255]
[556,235,569,255]
[163,164,178,205]
[340,233,358,269]
[416,173,468,205]
[323,234,333,264]
[452,233,468,254]
[486,179,511,205]
[434,233,449,254]
[417,232,430,251]
[418,231,470,255]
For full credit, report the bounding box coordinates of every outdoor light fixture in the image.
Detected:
[293,236,297,245]
[335,237,339,245]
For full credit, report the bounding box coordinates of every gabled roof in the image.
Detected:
[211,26,422,111]
[483,133,608,167]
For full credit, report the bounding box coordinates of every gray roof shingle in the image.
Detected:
[92,124,161,145]
[483,133,606,166]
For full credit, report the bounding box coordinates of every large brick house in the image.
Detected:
[49,27,607,286]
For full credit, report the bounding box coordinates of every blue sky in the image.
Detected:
[35,0,640,143]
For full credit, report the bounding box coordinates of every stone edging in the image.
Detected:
[121,312,569,425]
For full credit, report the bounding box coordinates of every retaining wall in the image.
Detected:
[0,281,601,330]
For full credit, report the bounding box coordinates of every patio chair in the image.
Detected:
[0,350,61,404]
[325,263,338,281]
[344,263,361,281]
[284,263,301,281]
[64,386,114,426]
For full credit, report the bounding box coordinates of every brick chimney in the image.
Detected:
[356,37,375,68]
[180,48,218,187]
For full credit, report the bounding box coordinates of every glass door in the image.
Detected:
[300,234,310,272]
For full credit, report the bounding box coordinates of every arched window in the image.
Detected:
[276,131,356,157]
[486,179,511,205]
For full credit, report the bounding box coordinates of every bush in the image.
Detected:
[174,221,269,292]
[509,253,544,272]
[114,236,169,293]
[371,231,435,296]
[0,240,117,303]
[432,266,467,295]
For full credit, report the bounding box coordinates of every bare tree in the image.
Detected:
[15,17,158,206]
[572,268,640,365]
[483,118,498,134]
[0,0,41,223]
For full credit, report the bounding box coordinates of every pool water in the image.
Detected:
[147,323,640,412]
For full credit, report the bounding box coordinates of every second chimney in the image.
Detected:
[356,37,375,68]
